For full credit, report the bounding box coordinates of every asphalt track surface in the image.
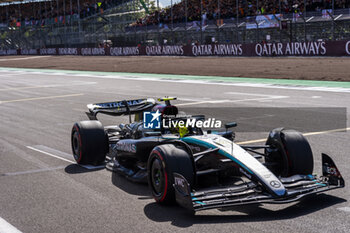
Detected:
[0,68,349,233]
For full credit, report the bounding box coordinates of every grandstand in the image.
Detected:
[0,0,349,49]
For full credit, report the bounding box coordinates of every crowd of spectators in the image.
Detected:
[1,0,350,27]
[0,0,118,26]
[132,0,350,27]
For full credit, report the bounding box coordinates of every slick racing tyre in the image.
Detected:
[265,128,313,177]
[71,120,108,165]
[147,144,195,204]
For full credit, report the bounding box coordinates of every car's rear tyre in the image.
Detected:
[265,128,313,177]
[147,144,194,204]
[71,120,108,165]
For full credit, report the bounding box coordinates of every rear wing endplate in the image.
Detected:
[86,98,156,120]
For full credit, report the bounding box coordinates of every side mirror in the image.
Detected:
[192,115,205,121]
[225,122,237,129]
[144,132,162,137]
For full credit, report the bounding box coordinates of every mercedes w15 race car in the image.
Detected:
[71,97,344,212]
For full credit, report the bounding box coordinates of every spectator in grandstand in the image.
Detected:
[1,0,350,27]
[128,0,350,28]
[0,0,114,26]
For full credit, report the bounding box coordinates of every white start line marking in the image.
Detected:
[0,217,23,233]
[337,207,350,213]
[26,145,105,170]
[1,166,66,177]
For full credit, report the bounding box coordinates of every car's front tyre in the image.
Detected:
[265,128,314,177]
[147,144,194,204]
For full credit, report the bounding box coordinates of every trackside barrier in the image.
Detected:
[1,40,349,57]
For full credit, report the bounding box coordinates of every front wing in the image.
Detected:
[173,153,345,212]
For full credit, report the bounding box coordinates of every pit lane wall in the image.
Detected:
[1,40,350,57]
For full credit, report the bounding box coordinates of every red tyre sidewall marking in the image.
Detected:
[152,150,168,202]
[74,125,83,163]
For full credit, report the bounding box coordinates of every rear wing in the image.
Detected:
[86,98,156,120]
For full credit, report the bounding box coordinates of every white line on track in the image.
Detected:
[224,91,284,97]
[27,146,75,164]
[31,145,74,160]
[0,56,51,61]
[177,96,288,106]
[177,97,211,102]
[0,93,83,104]
[235,114,274,121]
[1,69,349,93]
[26,145,105,170]
[1,166,66,176]
[0,217,22,233]
[303,127,350,136]
[337,207,350,213]
[73,74,350,93]
[237,127,350,145]
[0,82,96,92]
[0,73,27,77]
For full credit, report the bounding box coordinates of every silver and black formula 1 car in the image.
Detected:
[71,97,344,212]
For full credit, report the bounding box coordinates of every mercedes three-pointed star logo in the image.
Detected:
[270,180,281,188]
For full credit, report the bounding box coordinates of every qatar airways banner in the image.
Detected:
[191,44,243,56]
[346,41,350,55]
[1,40,349,57]
[251,40,350,56]
[20,49,38,55]
[40,48,57,55]
[81,48,105,56]
[254,41,327,56]
[0,49,18,55]
[188,41,350,56]
[58,48,79,55]
[144,45,184,56]
[110,47,140,56]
